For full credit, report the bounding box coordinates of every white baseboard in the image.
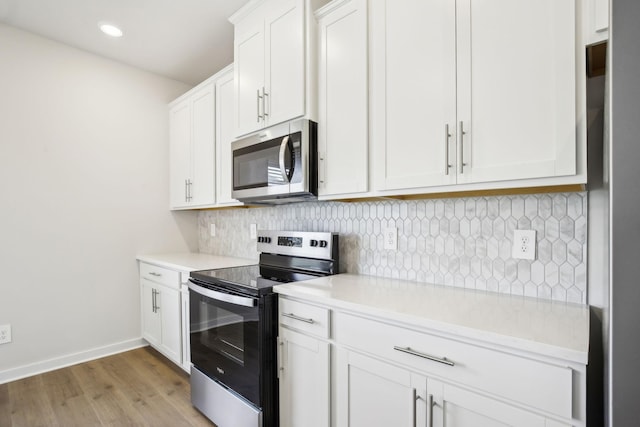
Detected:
[0,337,147,384]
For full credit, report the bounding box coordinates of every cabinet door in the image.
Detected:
[317,0,368,197]
[456,0,576,184]
[180,288,190,373]
[430,379,546,427]
[190,83,216,206]
[371,0,457,191]
[216,68,241,206]
[141,280,161,347]
[279,328,330,427]
[169,100,191,208]
[336,349,415,427]
[157,285,182,365]
[235,20,265,136]
[586,0,609,45]
[264,0,305,127]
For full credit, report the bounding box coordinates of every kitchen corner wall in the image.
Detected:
[199,192,588,304]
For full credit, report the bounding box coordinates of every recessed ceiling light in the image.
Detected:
[99,23,123,38]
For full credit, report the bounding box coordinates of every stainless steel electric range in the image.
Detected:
[188,230,339,427]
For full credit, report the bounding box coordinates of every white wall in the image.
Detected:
[0,23,198,381]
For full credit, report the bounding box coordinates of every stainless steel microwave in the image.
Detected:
[231,119,317,205]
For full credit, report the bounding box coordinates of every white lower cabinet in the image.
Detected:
[139,262,185,369]
[277,294,584,427]
[336,349,416,427]
[140,278,181,364]
[278,327,330,427]
[278,297,331,427]
[335,349,552,427]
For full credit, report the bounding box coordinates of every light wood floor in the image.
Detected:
[0,347,216,427]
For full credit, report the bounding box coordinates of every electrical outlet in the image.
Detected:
[0,324,12,345]
[250,224,257,239]
[383,227,398,250]
[210,224,216,237]
[512,230,536,260]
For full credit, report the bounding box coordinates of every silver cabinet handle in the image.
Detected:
[277,339,284,378]
[263,87,269,118]
[149,272,162,277]
[188,179,193,201]
[184,179,188,202]
[151,289,157,313]
[393,346,454,366]
[427,394,434,427]
[318,154,325,184]
[412,389,417,427]
[257,89,263,122]
[282,312,315,324]
[459,121,467,174]
[445,124,452,175]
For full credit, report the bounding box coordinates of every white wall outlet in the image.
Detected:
[0,324,12,345]
[210,223,216,237]
[512,229,536,260]
[383,227,398,250]
[250,223,257,239]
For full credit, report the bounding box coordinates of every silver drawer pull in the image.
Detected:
[149,272,162,277]
[282,313,315,324]
[393,346,454,367]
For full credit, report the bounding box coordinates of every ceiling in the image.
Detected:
[0,0,248,86]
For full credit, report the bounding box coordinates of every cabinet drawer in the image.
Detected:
[139,263,180,289]
[279,298,330,339]
[335,312,572,419]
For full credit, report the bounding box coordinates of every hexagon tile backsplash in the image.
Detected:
[199,192,587,304]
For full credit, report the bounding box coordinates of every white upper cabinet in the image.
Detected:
[455,0,577,185]
[317,0,369,198]
[169,65,244,210]
[585,0,609,45]
[370,0,584,196]
[169,83,215,209]
[231,0,308,137]
[215,66,243,207]
[371,0,457,192]
[169,100,192,208]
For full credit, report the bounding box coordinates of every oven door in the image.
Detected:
[188,280,261,407]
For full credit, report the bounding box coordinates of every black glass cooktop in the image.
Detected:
[189,260,326,297]
[190,265,270,295]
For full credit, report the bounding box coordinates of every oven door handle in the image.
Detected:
[188,280,257,308]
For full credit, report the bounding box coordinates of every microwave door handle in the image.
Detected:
[187,280,257,308]
[278,135,292,182]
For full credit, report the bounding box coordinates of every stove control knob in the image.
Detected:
[265,237,272,244]
[258,236,264,243]
[310,239,318,247]
[319,240,328,248]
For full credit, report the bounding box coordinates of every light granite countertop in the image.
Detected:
[136,252,257,272]
[274,273,589,364]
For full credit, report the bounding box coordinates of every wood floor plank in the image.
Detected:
[2,346,217,427]
[7,375,60,427]
[126,348,214,427]
[69,360,147,427]
[96,350,198,426]
[0,383,11,427]
[40,367,102,427]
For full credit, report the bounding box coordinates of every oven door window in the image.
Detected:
[233,132,302,191]
[189,289,260,405]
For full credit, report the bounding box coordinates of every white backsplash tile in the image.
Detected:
[198,192,588,304]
